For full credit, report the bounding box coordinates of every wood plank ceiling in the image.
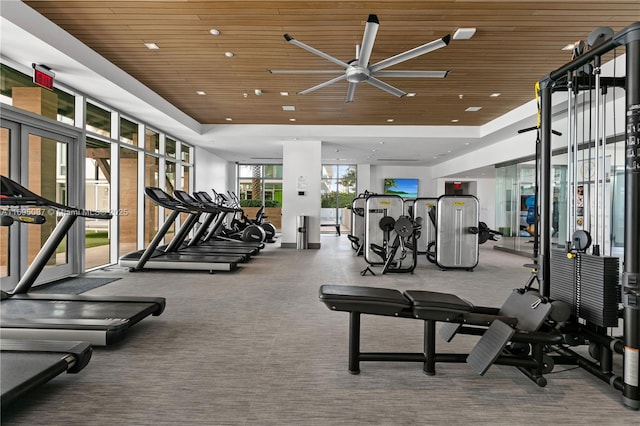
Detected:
[24,1,639,127]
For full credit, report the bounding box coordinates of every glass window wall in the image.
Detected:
[119,116,137,145]
[0,64,75,125]
[1,62,195,273]
[238,164,282,230]
[85,137,111,269]
[494,137,625,259]
[86,102,111,137]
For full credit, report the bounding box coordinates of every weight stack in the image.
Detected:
[579,254,619,327]
[549,249,576,312]
[550,249,620,327]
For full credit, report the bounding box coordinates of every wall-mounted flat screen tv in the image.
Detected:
[383,178,419,198]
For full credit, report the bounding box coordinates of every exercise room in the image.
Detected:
[1,1,639,424]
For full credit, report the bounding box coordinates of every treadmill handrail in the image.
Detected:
[1,176,112,220]
[173,190,218,213]
[193,191,235,213]
[144,187,195,212]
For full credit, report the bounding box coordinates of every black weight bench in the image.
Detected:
[319,285,566,386]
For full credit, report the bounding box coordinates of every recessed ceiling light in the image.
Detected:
[465,106,482,112]
[144,42,160,50]
[433,156,438,159]
[196,91,206,95]
[379,141,384,145]
[224,51,234,57]
[225,117,233,121]
[453,28,476,40]
[406,93,416,97]
[451,119,459,123]
[282,105,296,111]
[562,43,575,51]
[280,92,289,96]
[289,118,296,122]
[465,142,470,145]
[490,93,501,97]
[209,29,220,35]
[386,118,395,122]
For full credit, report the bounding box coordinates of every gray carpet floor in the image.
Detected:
[2,236,638,425]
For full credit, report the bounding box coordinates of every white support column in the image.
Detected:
[282,139,322,248]
[356,163,371,194]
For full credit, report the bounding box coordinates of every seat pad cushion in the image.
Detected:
[405,290,474,315]
[319,285,411,316]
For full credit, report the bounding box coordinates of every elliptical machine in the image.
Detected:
[226,192,277,243]
[211,190,266,243]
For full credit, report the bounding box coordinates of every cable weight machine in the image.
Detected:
[538,22,640,410]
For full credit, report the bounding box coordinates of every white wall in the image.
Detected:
[194,146,230,192]
[474,178,496,228]
[369,165,435,197]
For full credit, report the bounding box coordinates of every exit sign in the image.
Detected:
[32,64,54,90]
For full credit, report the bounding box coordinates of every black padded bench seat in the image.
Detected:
[405,290,473,321]
[319,285,411,316]
[319,284,565,385]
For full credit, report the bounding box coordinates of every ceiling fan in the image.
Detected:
[268,14,451,102]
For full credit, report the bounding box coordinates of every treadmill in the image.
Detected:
[119,187,244,272]
[171,190,261,257]
[0,175,166,346]
[1,338,92,406]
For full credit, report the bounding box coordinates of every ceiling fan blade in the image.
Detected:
[298,74,347,95]
[357,14,379,67]
[366,77,406,97]
[268,69,344,74]
[284,34,350,69]
[369,34,451,73]
[373,70,449,78]
[345,83,357,103]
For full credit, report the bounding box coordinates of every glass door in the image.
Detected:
[22,125,75,284]
[321,165,356,233]
[85,137,112,269]
[0,120,19,290]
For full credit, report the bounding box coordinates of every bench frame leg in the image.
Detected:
[349,311,361,374]
[424,319,436,375]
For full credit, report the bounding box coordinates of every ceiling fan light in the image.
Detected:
[453,28,476,40]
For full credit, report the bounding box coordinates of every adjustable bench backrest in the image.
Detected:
[498,290,551,332]
[467,290,553,375]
